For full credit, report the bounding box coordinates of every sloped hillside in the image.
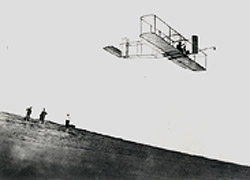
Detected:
[0,112,250,180]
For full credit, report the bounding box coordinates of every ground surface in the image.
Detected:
[0,112,250,180]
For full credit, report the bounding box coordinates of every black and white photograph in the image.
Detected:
[0,0,250,179]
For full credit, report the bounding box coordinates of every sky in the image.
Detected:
[0,0,250,166]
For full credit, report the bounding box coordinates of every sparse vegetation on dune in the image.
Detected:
[0,111,250,180]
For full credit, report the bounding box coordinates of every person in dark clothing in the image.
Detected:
[39,108,47,124]
[24,106,32,121]
[65,114,70,128]
[176,41,183,52]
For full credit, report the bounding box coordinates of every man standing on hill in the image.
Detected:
[39,108,47,124]
[24,106,32,121]
[65,114,70,128]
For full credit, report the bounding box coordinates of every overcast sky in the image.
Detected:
[1,0,250,166]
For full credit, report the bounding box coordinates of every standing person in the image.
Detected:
[65,114,70,128]
[24,106,32,121]
[39,108,47,124]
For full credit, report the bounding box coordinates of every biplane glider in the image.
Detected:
[104,14,215,71]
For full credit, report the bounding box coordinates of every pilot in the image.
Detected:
[177,42,182,52]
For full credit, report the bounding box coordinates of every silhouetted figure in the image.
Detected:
[39,108,47,124]
[182,44,190,55]
[183,44,189,55]
[177,42,182,52]
[24,106,32,121]
[65,114,70,128]
[65,114,76,129]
